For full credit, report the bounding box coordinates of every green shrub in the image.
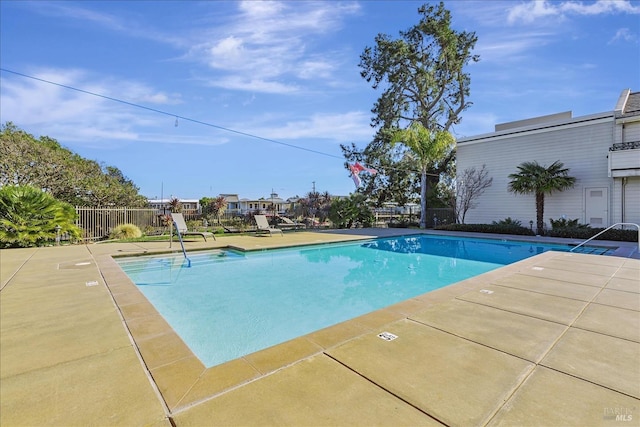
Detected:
[143,225,156,235]
[435,223,535,236]
[0,185,82,248]
[436,223,637,242]
[388,219,420,228]
[328,194,374,229]
[548,227,637,242]
[549,217,589,230]
[492,217,522,227]
[110,224,142,240]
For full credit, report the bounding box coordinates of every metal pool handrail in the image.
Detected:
[569,222,639,253]
[171,219,192,267]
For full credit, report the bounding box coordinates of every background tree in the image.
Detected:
[168,197,182,213]
[209,196,227,224]
[343,2,478,206]
[298,190,332,225]
[391,123,454,228]
[342,142,418,208]
[328,193,374,229]
[200,197,215,218]
[0,185,82,248]
[508,161,576,235]
[452,165,493,224]
[0,122,148,207]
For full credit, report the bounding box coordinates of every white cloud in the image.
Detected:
[246,111,373,143]
[475,31,555,62]
[205,75,299,94]
[609,27,639,44]
[560,0,640,15]
[21,1,185,47]
[0,68,213,148]
[190,1,360,94]
[507,0,640,24]
[507,1,559,24]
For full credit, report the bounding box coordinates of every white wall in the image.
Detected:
[457,115,615,229]
[614,177,640,226]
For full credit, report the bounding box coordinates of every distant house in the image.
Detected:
[147,198,201,214]
[219,194,241,216]
[456,89,640,229]
[239,192,288,216]
[147,193,345,218]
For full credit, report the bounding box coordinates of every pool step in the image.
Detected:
[118,251,244,273]
[567,246,614,256]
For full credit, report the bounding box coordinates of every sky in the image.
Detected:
[1,0,639,201]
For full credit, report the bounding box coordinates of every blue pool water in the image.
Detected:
[116,234,599,367]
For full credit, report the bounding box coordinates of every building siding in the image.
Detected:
[624,122,640,141]
[457,118,615,229]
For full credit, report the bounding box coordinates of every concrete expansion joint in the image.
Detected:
[323,351,448,425]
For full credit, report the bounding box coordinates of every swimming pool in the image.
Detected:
[116,234,600,367]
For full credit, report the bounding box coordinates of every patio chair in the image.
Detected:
[254,215,283,236]
[171,213,216,241]
[278,216,305,230]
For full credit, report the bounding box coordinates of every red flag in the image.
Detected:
[348,163,377,188]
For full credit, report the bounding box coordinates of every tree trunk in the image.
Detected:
[420,170,428,229]
[536,192,545,235]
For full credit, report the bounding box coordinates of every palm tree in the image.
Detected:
[0,185,81,248]
[168,197,182,213]
[210,196,227,225]
[508,161,576,235]
[300,190,332,225]
[391,122,454,228]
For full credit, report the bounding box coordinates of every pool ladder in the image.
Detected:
[569,222,639,254]
[171,219,192,267]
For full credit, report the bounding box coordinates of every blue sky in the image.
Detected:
[1,1,639,201]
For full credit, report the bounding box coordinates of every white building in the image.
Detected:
[219,194,241,216]
[456,89,640,230]
[239,193,288,216]
[147,198,201,214]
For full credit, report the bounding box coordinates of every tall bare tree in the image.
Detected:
[453,165,493,224]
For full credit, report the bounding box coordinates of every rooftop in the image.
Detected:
[1,230,638,426]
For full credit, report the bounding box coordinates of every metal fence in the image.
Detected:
[74,207,198,240]
[74,207,159,240]
[74,206,456,240]
[374,208,455,228]
[427,208,456,227]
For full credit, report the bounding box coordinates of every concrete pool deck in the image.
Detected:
[1,229,638,426]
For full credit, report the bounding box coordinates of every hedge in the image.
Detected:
[547,227,637,242]
[435,223,535,236]
[435,223,637,242]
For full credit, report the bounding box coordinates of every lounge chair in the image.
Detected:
[278,216,305,230]
[254,215,283,236]
[171,213,216,241]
